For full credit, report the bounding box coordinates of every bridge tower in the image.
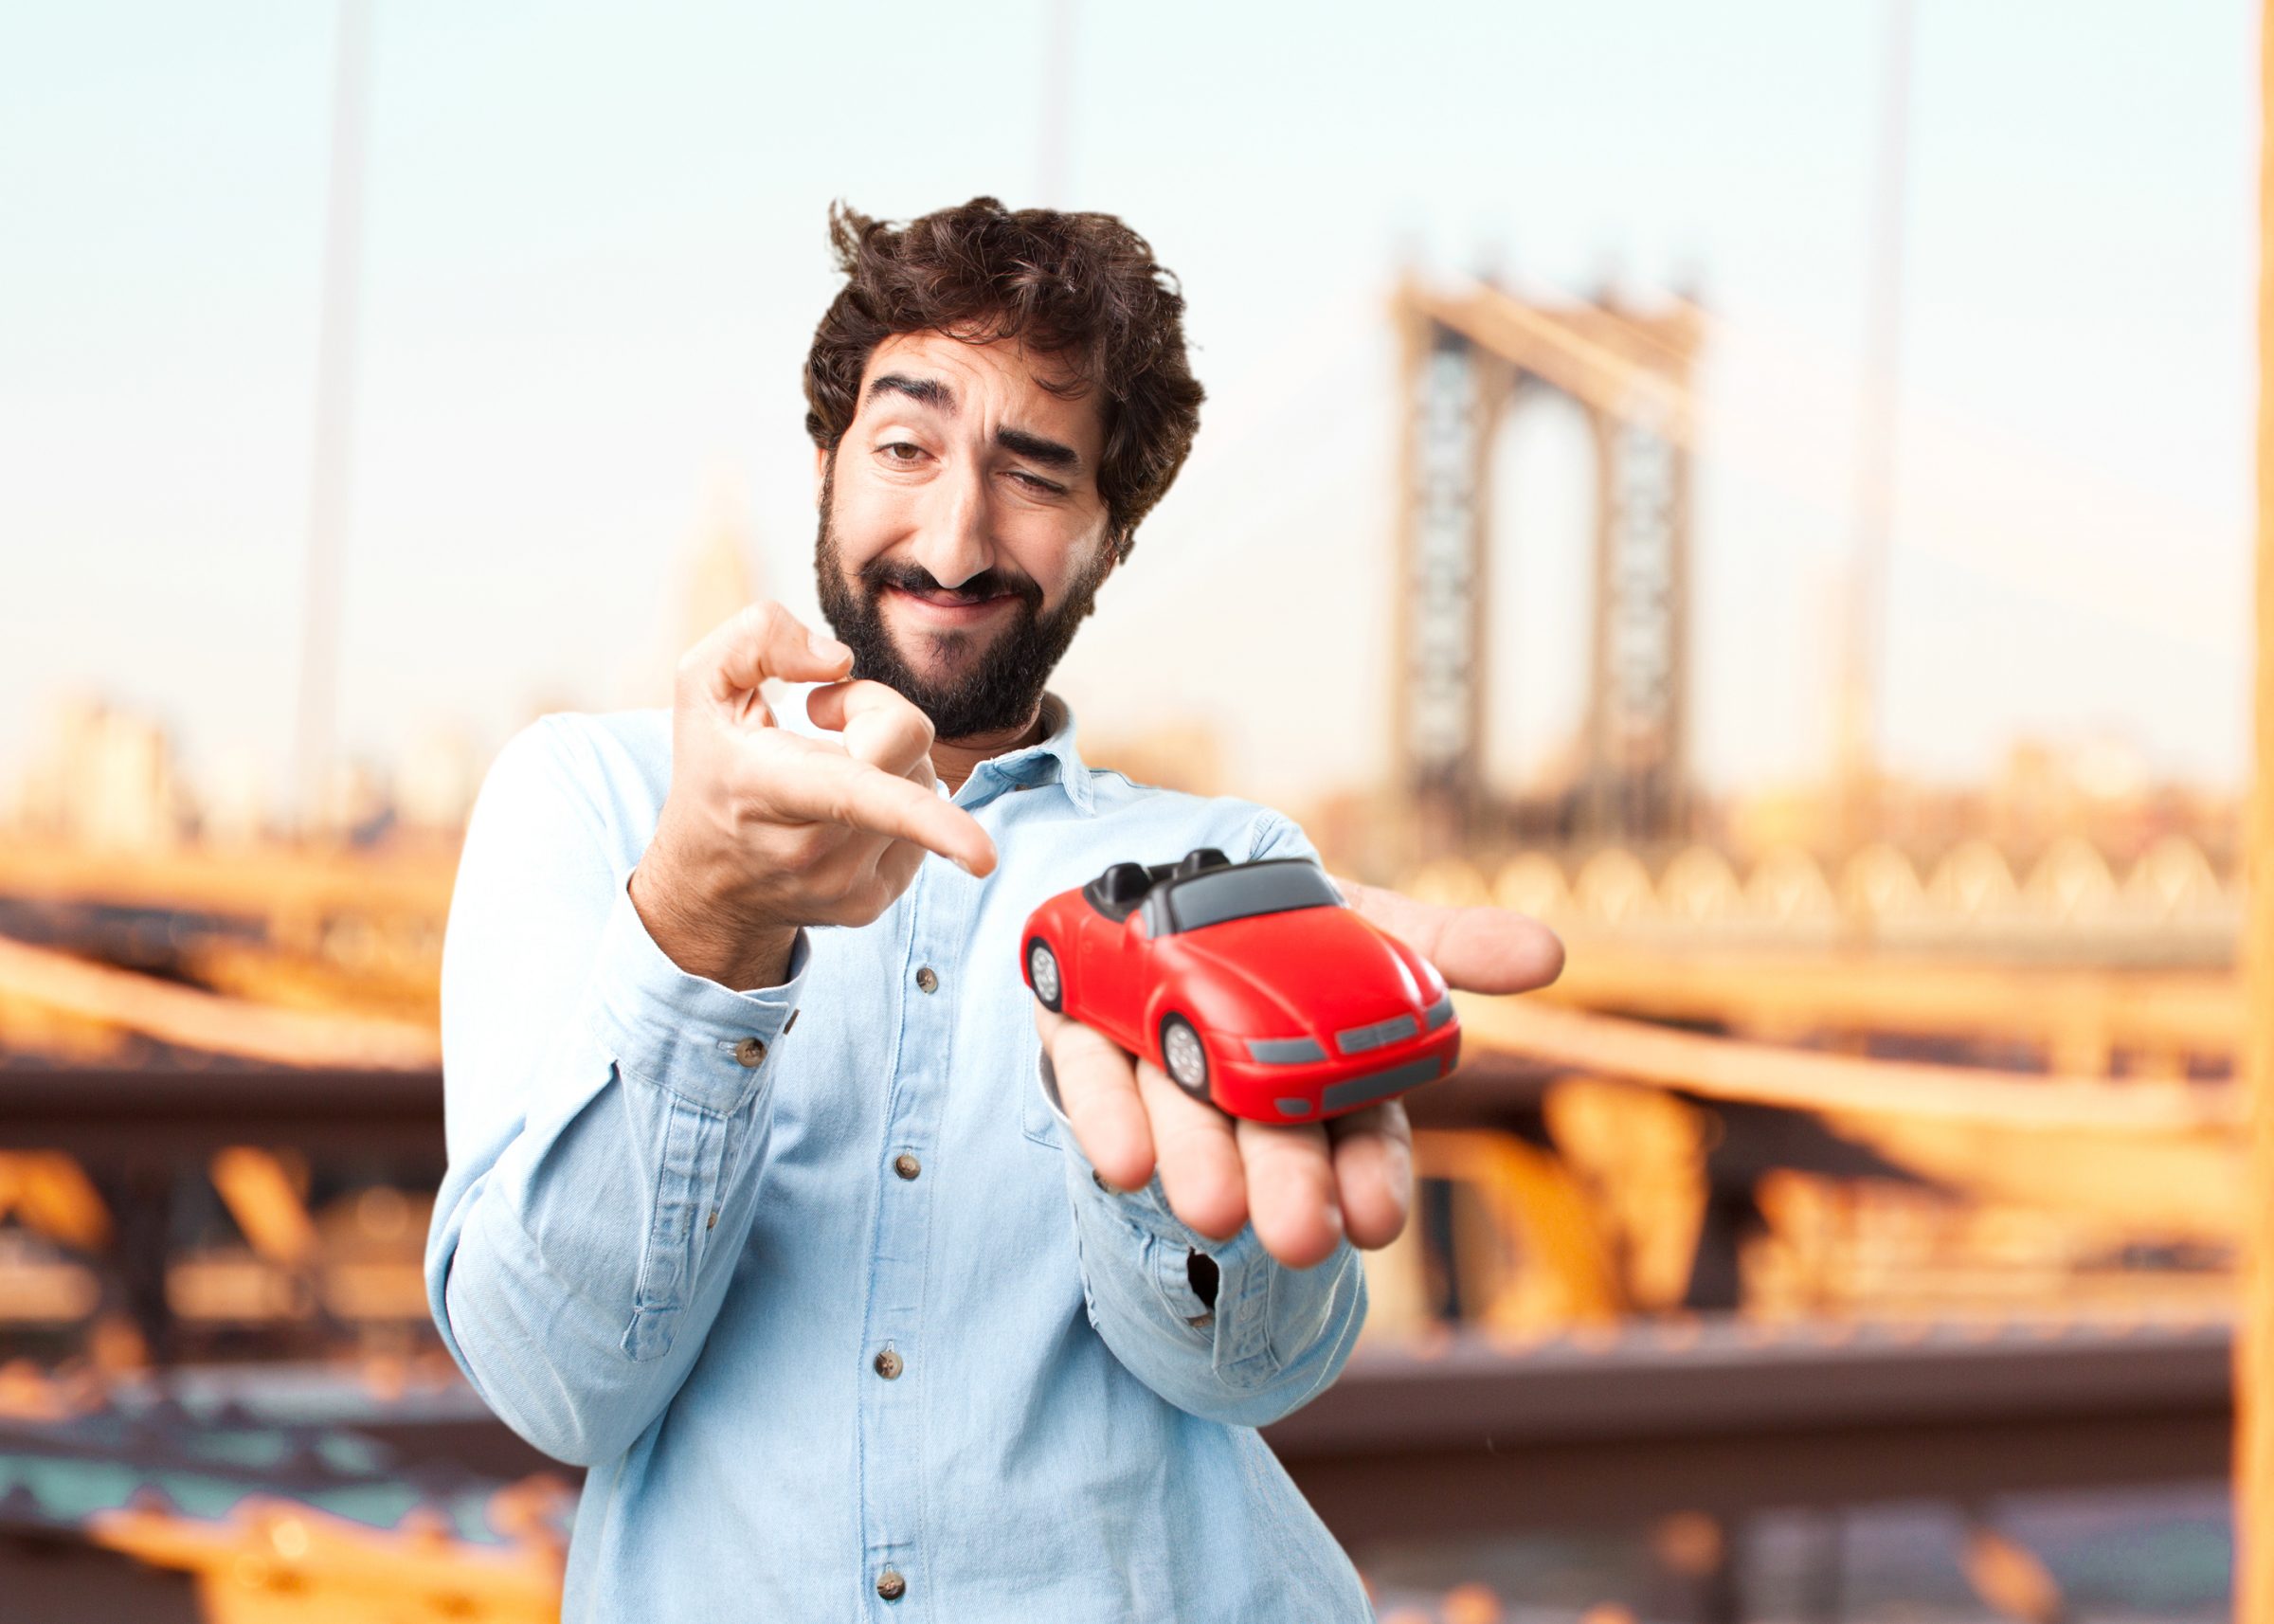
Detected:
[1390,274,1702,852]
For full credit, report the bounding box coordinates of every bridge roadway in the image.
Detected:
[3,1052,2243,1297]
[0,1059,2236,1540]
[1271,1315,2229,1539]
[4,1317,2219,1615]
[141,1313,2231,1549]
[1538,941,2235,1062]
[0,1055,2237,1546]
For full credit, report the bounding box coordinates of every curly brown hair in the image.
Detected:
[802,196,1205,564]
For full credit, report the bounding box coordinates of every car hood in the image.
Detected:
[1167,907,1422,1033]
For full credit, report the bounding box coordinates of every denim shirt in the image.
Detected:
[423,688,1374,1623]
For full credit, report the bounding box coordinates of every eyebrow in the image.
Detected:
[867,371,1086,475]
[868,372,956,413]
[996,425,1083,473]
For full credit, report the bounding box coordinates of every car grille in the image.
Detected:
[1335,1014,1419,1056]
[1322,1055,1442,1112]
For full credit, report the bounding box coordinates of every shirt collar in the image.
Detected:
[952,690,1094,815]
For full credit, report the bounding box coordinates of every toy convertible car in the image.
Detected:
[1020,848,1460,1124]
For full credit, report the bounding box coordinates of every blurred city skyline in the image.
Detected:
[0,1,2254,819]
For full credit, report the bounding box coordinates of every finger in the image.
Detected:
[1232,1115,1343,1269]
[686,601,855,706]
[803,678,934,781]
[1134,1059,1248,1242]
[753,732,999,875]
[1325,1101,1414,1250]
[1333,875,1565,995]
[1037,1002,1156,1194]
[871,830,928,902]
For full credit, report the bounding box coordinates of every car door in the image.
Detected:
[1083,909,1151,1051]
[1070,902,1128,1046]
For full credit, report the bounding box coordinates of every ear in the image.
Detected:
[813,443,830,508]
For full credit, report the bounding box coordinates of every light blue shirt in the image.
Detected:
[424,688,1374,1622]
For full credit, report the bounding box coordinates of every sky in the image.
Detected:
[0,1,2256,813]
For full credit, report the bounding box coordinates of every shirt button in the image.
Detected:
[893,1153,922,1181]
[914,965,939,994]
[873,1348,903,1380]
[733,1037,767,1068]
[875,1568,907,1601]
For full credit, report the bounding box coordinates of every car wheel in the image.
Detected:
[1027,938,1063,1012]
[1160,1015,1210,1103]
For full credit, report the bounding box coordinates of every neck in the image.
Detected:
[930,704,1047,793]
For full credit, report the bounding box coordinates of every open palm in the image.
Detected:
[1031,876,1564,1269]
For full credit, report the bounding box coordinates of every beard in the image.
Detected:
[811,455,1114,741]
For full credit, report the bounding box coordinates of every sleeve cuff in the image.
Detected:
[1038,1046,1336,1380]
[584,868,813,1117]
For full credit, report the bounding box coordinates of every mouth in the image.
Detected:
[884,584,1022,629]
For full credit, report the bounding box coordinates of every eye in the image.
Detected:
[1010,470,1065,495]
[879,441,926,464]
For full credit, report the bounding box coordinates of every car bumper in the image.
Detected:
[1212,1020,1462,1124]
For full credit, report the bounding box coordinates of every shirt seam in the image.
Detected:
[528,713,627,856]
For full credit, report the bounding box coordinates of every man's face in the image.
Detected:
[814,330,1117,741]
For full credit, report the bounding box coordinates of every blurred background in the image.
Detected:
[0,2,2256,1619]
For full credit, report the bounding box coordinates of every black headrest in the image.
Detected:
[1175,847,1230,878]
[1101,861,1151,905]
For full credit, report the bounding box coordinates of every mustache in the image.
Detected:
[860,560,1044,611]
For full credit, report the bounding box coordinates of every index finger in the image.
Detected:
[685,601,856,706]
[760,731,999,876]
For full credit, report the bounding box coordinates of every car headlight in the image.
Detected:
[1245,1037,1327,1064]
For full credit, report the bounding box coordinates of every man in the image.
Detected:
[425,196,1562,1621]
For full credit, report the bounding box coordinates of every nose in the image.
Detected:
[908,455,994,591]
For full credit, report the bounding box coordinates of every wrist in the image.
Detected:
[629,857,799,990]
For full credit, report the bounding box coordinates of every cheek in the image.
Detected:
[1020,549,1100,616]
[829,467,916,566]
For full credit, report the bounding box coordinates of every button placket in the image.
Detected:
[857,859,970,1603]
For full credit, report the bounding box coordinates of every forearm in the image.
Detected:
[424,721,811,1466]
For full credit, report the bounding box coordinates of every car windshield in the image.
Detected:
[1160,861,1342,934]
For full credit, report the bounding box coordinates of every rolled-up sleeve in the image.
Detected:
[424,717,812,1467]
[1038,805,1368,1429]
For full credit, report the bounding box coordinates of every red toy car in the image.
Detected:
[1020,848,1460,1124]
